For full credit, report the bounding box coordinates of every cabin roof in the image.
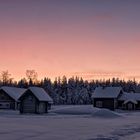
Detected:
[1,86,26,101]
[28,87,53,103]
[119,92,140,101]
[92,86,122,98]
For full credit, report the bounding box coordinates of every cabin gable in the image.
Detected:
[19,89,48,114]
[20,90,38,113]
[0,89,16,109]
[0,89,15,101]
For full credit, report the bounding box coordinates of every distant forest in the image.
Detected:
[0,70,140,105]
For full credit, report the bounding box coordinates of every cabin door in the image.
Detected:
[38,102,46,113]
[127,103,134,110]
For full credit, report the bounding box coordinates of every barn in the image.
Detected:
[118,92,140,110]
[0,86,26,110]
[92,86,123,110]
[19,87,53,114]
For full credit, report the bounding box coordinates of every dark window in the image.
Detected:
[0,95,5,100]
[1,96,5,100]
[96,101,103,107]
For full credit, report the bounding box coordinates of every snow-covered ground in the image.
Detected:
[0,105,140,140]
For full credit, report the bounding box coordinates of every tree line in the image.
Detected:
[0,70,140,105]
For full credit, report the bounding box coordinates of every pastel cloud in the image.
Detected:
[71,71,125,80]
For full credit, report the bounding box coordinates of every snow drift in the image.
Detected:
[51,105,99,115]
[92,109,122,118]
[51,105,123,119]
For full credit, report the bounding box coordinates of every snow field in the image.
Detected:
[0,105,140,140]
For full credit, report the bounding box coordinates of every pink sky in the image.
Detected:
[0,0,140,81]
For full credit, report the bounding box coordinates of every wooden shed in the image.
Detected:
[92,86,123,110]
[118,92,140,110]
[0,86,26,110]
[19,87,53,114]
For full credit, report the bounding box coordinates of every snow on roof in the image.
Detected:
[92,86,122,98]
[1,86,26,101]
[119,92,140,102]
[28,87,53,103]
[124,99,138,104]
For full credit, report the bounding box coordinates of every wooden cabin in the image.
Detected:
[0,86,26,110]
[19,87,53,114]
[118,92,140,110]
[92,87,123,110]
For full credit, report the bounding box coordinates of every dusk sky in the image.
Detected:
[0,0,140,81]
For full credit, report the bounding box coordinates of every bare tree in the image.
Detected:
[1,70,13,85]
[26,70,38,84]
